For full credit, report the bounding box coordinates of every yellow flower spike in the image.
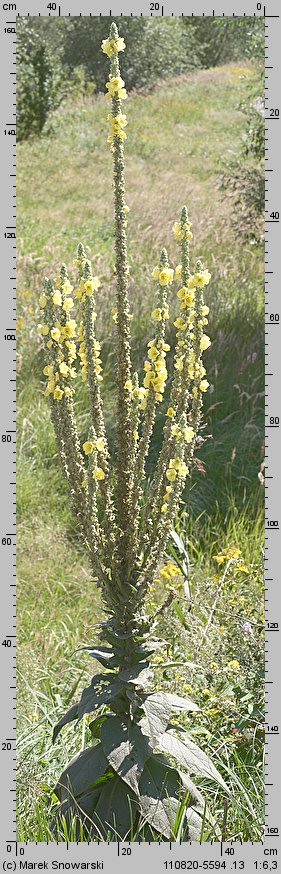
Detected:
[92,467,106,481]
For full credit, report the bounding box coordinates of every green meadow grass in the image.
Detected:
[17,62,264,840]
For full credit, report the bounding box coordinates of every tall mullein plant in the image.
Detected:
[38,23,227,841]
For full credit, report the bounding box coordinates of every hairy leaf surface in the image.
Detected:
[158,729,228,791]
[100,715,153,795]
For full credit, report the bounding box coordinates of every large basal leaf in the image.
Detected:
[140,692,172,746]
[158,729,228,791]
[91,773,138,840]
[100,715,153,796]
[77,674,122,719]
[54,743,109,802]
[138,754,181,839]
[52,703,79,744]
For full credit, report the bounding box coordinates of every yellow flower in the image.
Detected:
[158,267,174,287]
[175,265,182,280]
[64,387,71,397]
[83,441,94,455]
[202,305,210,316]
[200,334,211,351]
[101,36,126,57]
[124,379,133,391]
[51,327,60,342]
[59,362,69,377]
[173,221,192,241]
[62,298,74,312]
[54,386,63,400]
[167,407,175,418]
[38,324,49,336]
[73,258,80,268]
[93,467,105,481]
[151,266,160,281]
[178,463,188,477]
[53,291,62,306]
[64,320,76,338]
[96,437,105,452]
[39,293,47,308]
[43,365,52,376]
[200,379,209,392]
[151,308,162,321]
[161,503,168,513]
[174,317,186,330]
[84,277,101,295]
[175,357,184,372]
[62,280,73,295]
[111,307,118,323]
[106,75,127,100]
[183,426,194,443]
[177,286,195,308]
[166,469,177,482]
[171,424,181,439]
[227,660,240,671]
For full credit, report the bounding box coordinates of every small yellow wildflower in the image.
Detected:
[39,293,47,308]
[38,324,49,336]
[59,362,69,377]
[84,278,101,295]
[161,503,168,513]
[151,266,160,281]
[51,327,60,342]
[124,379,133,391]
[200,379,209,392]
[200,334,211,351]
[175,265,182,280]
[62,298,74,312]
[96,437,105,452]
[101,36,126,57]
[83,441,94,455]
[53,291,62,306]
[93,467,105,481]
[183,426,194,443]
[54,386,63,400]
[167,407,175,418]
[158,267,174,287]
[227,660,240,671]
[151,308,162,321]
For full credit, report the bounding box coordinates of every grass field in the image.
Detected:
[17,62,264,840]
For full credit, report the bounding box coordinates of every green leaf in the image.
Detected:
[173,600,190,631]
[54,743,109,802]
[89,713,112,739]
[118,665,152,686]
[162,691,199,712]
[138,754,181,839]
[91,774,138,839]
[100,715,153,796]
[140,692,171,745]
[84,647,119,668]
[77,675,121,719]
[158,729,228,791]
[52,703,79,744]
